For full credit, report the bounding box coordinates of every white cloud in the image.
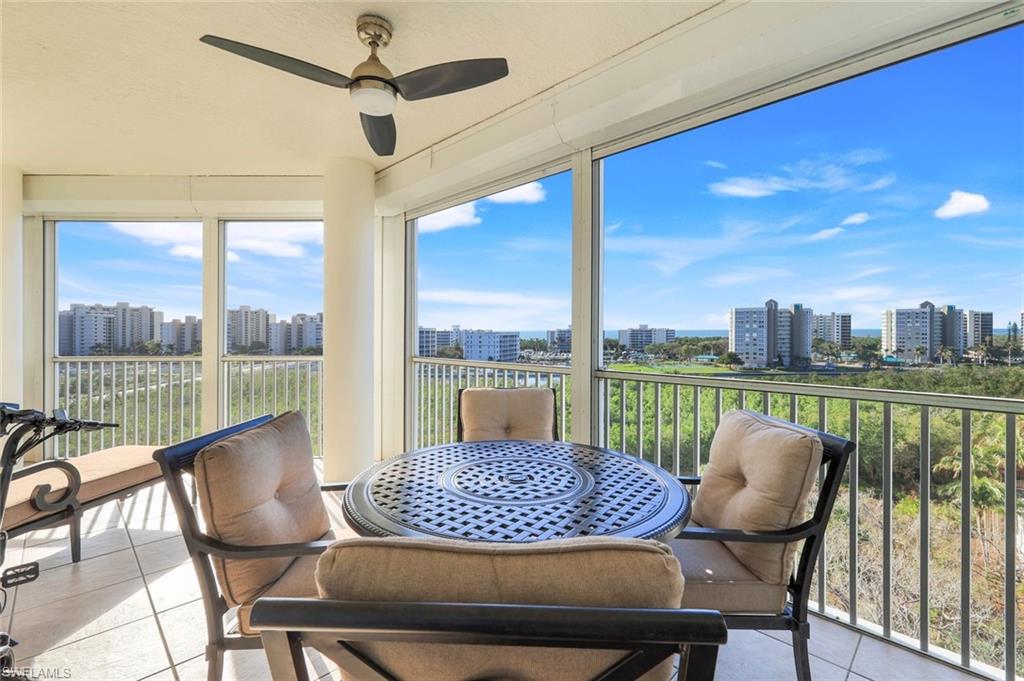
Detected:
[805,227,844,242]
[419,288,569,330]
[934,190,990,219]
[107,221,325,261]
[605,220,623,234]
[485,181,546,204]
[709,176,793,198]
[848,266,894,281]
[945,233,1023,248]
[840,212,870,226]
[703,160,727,169]
[708,267,793,286]
[708,151,891,198]
[856,175,895,192]
[417,203,481,233]
[606,221,764,276]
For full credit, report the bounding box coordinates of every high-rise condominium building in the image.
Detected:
[417,326,461,357]
[882,303,934,361]
[811,312,853,350]
[729,300,812,367]
[963,310,994,348]
[159,316,202,354]
[546,328,572,353]
[290,313,324,351]
[462,330,520,362]
[618,325,675,352]
[226,305,275,351]
[58,303,163,355]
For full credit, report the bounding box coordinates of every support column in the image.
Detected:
[323,159,376,481]
[570,150,600,445]
[201,216,224,434]
[1,167,24,405]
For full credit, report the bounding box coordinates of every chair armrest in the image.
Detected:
[249,598,728,648]
[677,520,817,543]
[189,534,336,559]
[12,459,83,513]
[677,475,701,486]
[319,482,348,492]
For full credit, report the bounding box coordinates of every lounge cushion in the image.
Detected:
[668,525,788,614]
[236,535,331,636]
[3,446,159,530]
[194,411,330,606]
[459,388,556,441]
[314,536,684,681]
[691,410,823,584]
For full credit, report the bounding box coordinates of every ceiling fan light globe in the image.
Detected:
[350,81,397,116]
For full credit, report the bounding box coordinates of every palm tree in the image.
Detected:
[914,345,927,365]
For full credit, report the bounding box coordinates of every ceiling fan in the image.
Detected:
[200,14,509,157]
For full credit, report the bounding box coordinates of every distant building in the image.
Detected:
[937,305,965,357]
[159,316,202,354]
[269,320,290,355]
[618,325,675,352]
[58,302,163,355]
[882,301,944,361]
[418,326,460,357]
[546,328,572,353]
[226,305,275,351]
[729,300,812,367]
[812,312,852,350]
[963,310,994,348]
[290,313,323,351]
[462,330,520,362]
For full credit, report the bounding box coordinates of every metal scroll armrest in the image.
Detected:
[12,459,83,513]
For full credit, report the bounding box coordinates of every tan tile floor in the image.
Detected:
[4,483,983,681]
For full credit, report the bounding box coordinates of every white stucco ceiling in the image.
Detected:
[0,1,716,175]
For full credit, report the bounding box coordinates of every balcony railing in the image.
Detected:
[412,357,571,448]
[51,356,323,458]
[223,356,323,457]
[413,357,1023,681]
[53,357,202,458]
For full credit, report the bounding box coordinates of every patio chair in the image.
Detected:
[153,411,348,681]
[668,410,854,681]
[3,444,160,562]
[250,536,729,681]
[457,387,557,441]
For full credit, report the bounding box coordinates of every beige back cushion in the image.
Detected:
[314,536,684,681]
[691,410,823,584]
[459,388,556,441]
[195,411,330,606]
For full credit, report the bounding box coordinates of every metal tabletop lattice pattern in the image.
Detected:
[344,441,689,542]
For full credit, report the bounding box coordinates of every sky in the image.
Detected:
[58,220,324,321]
[58,27,1023,335]
[417,24,1024,333]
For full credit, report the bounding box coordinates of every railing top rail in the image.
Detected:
[595,368,1024,414]
[53,356,202,363]
[411,356,571,374]
[223,355,324,362]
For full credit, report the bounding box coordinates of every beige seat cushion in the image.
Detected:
[235,531,334,636]
[459,388,556,441]
[3,446,159,530]
[314,536,684,681]
[691,410,823,585]
[668,525,788,614]
[195,411,330,606]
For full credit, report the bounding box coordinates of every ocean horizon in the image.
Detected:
[513,329,886,340]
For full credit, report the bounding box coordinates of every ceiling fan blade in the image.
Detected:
[200,35,352,89]
[360,113,396,156]
[393,58,508,101]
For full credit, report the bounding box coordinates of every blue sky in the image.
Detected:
[418,25,1024,333]
[58,221,324,321]
[58,27,1022,334]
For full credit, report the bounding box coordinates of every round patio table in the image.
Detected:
[343,440,690,542]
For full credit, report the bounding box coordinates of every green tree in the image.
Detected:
[437,344,463,359]
[717,351,742,367]
[520,338,548,352]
